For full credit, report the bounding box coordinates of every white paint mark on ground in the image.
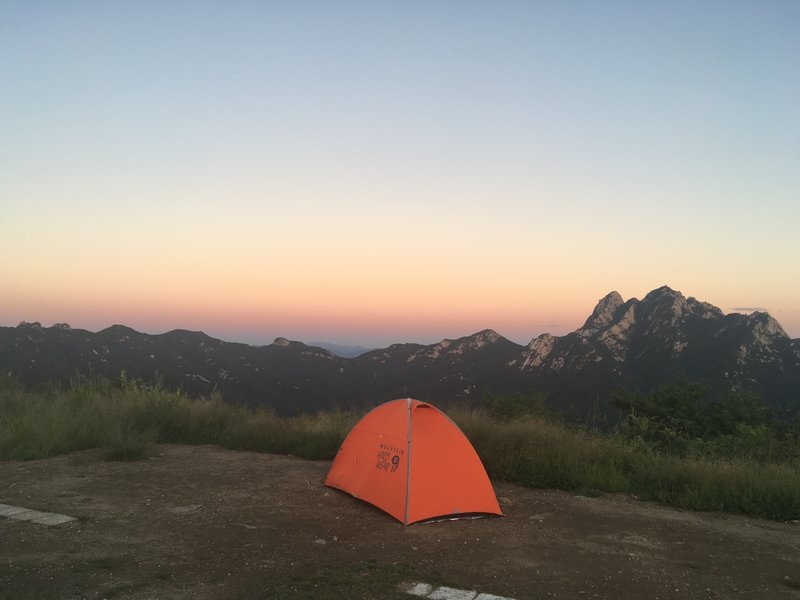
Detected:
[430,587,478,600]
[406,583,434,596]
[400,582,517,600]
[0,503,77,526]
[0,504,32,518]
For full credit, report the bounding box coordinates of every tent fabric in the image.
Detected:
[325,398,502,525]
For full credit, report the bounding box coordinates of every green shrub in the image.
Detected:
[612,381,799,462]
[484,390,556,422]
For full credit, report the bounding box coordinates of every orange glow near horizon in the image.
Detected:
[1,260,596,345]
[3,211,799,345]
[4,274,799,347]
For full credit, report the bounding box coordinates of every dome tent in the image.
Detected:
[325,398,502,525]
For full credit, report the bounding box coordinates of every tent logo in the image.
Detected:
[376,443,404,473]
[376,450,401,472]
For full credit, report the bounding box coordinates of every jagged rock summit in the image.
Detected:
[580,290,626,333]
[518,286,798,416]
[524,286,791,370]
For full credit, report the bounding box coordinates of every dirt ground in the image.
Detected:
[1,445,799,600]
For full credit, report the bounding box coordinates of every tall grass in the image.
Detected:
[451,407,800,521]
[0,379,356,462]
[1,380,798,520]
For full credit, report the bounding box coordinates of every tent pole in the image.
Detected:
[403,397,413,526]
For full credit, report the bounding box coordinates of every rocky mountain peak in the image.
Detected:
[637,288,728,330]
[637,286,693,328]
[579,291,625,335]
[444,329,506,353]
[746,312,789,342]
[272,337,291,347]
[687,298,725,320]
[643,285,683,300]
[471,329,503,345]
[642,285,686,309]
[521,333,556,369]
[405,329,507,363]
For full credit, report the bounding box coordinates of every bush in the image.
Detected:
[613,381,799,462]
[484,390,557,422]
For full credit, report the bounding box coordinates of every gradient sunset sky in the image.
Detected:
[2,2,798,347]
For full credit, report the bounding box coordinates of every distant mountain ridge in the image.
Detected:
[2,286,798,417]
[309,342,375,358]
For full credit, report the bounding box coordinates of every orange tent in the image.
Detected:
[325,398,502,525]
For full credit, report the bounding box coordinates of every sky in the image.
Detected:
[1,1,799,347]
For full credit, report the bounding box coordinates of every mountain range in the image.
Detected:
[2,286,798,419]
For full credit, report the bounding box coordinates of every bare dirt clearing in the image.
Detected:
[1,445,798,599]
